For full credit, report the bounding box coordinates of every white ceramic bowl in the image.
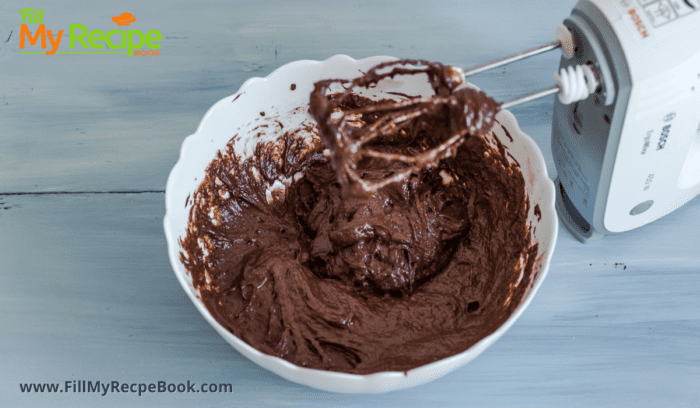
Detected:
[164,55,558,393]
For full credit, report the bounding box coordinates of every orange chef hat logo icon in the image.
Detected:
[112,12,135,26]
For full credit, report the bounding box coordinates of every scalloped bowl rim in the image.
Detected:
[164,54,558,393]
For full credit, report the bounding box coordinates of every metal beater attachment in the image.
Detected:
[464,24,600,109]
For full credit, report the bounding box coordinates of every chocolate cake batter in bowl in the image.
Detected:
[164,55,558,393]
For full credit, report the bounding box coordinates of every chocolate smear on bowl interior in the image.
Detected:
[180,59,538,374]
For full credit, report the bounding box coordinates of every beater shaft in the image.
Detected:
[462,24,582,108]
[462,40,562,77]
[500,85,560,109]
[500,64,599,109]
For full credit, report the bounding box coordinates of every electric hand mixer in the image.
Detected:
[457,0,700,243]
[523,0,700,243]
[315,0,700,243]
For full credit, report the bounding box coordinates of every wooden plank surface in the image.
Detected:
[0,193,698,407]
[1,0,561,193]
[1,0,699,406]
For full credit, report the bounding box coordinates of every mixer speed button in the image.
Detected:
[630,200,654,215]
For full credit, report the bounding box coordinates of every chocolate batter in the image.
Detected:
[180,61,538,374]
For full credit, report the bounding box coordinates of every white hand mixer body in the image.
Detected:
[465,0,700,243]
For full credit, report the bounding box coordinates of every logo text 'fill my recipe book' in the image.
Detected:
[19,9,161,55]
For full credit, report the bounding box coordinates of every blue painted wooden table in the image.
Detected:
[1,1,698,406]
